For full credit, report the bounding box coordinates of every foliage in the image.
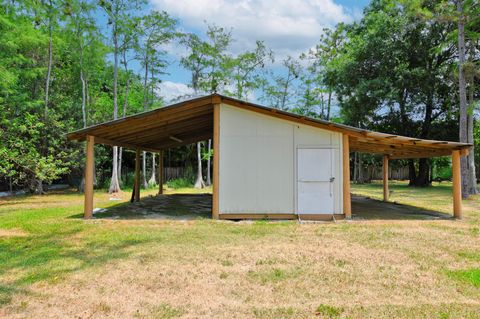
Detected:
[166,177,194,189]
[0,1,163,192]
[261,56,301,110]
[1,0,478,193]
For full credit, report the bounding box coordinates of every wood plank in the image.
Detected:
[212,103,220,219]
[452,150,462,219]
[84,135,95,219]
[343,134,351,218]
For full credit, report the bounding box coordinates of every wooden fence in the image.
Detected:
[359,165,410,181]
[163,167,188,181]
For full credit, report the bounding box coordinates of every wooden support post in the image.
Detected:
[343,134,352,219]
[134,148,141,202]
[212,103,220,219]
[158,150,164,195]
[84,135,95,219]
[452,150,462,219]
[383,155,389,202]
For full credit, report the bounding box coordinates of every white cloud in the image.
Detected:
[151,0,354,59]
[157,81,195,103]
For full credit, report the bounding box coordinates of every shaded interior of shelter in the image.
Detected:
[91,192,450,221]
[93,194,213,220]
[351,195,451,220]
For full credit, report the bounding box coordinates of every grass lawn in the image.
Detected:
[0,182,479,318]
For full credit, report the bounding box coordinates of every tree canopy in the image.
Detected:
[0,0,478,194]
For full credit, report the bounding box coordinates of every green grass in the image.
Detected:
[315,304,344,318]
[0,182,479,317]
[448,269,480,288]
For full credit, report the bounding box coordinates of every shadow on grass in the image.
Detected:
[351,195,452,220]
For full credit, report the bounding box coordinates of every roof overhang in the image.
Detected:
[67,94,472,158]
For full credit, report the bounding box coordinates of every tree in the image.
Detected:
[40,0,59,120]
[300,27,345,120]
[180,25,232,188]
[411,0,479,194]
[227,41,274,100]
[327,0,459,187]
[456,0,470,198]
[454,0,479,196]
[261,56,300,110]
[117,15,140,184]
[66,0,99,192]
[0,0,148,194]
[137,10,176,188]
[99,0,145,194]
[0,3,75,193]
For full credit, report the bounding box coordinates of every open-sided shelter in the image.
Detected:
[68,94,472,220]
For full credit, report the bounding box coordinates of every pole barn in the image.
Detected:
[68,94,472,221]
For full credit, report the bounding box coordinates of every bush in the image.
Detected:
[166,177,193,189]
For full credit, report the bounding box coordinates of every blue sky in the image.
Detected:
[132,0,372,102]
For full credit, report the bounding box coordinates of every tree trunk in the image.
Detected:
[34,178,44,195]
[142,151,148,189]
[45,17,53,119]
[117,146,123,186]
[467,43,478,194]
[109,146,121,193]
[416,159,430,187]
[143,58,149,111]
[408,160,417,186]
[149,154,157,185]
[327,89,332,121]
[80,68,87,127]
[353,152,358,183]
[457,0,469,199]
[194,142,205,189]
[206,139,212,186]
[409,159,430,187]
[109,13,121,193]
[117,64,129,187]
[357,152,364,184]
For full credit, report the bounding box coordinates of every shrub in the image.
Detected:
[166,177,193,189]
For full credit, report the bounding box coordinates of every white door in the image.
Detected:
[297,148,335,214]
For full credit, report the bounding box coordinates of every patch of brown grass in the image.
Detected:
[0,229,28,238]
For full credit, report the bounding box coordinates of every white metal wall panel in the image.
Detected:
[219,104,294,214]
[218,103,344,215]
